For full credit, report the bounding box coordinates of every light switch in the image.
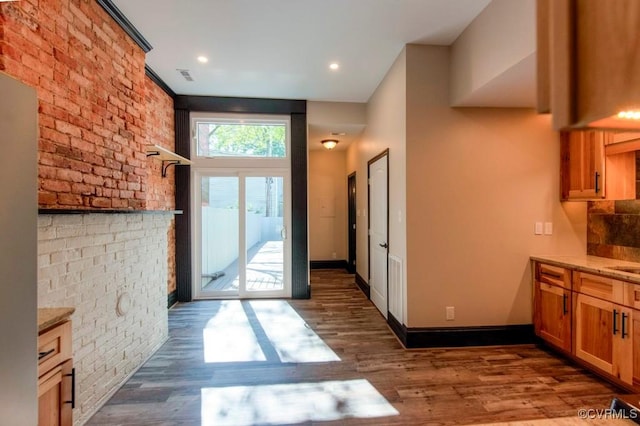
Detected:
[534,222,543,235]
[544,222,553,235]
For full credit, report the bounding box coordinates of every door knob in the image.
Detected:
[379,242,388,249]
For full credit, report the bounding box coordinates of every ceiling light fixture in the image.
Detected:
[197,56,209,63]
[329,62,339,71]
[321,139,338,150]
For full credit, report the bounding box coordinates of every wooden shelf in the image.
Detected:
[145,145,192,177]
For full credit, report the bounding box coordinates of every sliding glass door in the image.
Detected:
[194,171,290,299]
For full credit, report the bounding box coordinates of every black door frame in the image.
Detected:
[173,96,309,301]
[347,172,356,274]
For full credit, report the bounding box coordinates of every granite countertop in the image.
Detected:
[38,307,75,333]
[531,254,640,284]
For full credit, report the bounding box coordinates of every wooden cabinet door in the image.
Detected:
[38,359,73,426]
[631,310,640,388]
[574,293,631,382]
[561,131,605,200]
[534,281,571,351]
[574,293,615,374]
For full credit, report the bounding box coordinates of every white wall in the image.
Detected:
[405,44,586,327]
[449,0,536,107]
[38,213,173,425]
[309,149,348,261]
[0,72,38,426]
[347,48,407,321]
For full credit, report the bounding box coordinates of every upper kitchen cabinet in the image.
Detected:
[538,0,640,130]
[561,130,636,201]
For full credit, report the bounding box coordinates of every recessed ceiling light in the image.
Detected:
[329,62,339,71]
[197,56,209,63]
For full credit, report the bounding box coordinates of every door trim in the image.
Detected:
[173,97,308,302]
[347,172,356,274]
[367,149,389,314]
[192,170,292,300]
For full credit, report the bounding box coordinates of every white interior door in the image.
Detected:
[369,153,388,318]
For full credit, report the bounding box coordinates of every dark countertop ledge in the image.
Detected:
[38,209,183,215]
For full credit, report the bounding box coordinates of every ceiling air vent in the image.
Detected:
[177,69,194,82]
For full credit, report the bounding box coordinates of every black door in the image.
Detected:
[347,172,356,274]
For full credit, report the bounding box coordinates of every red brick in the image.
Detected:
[38,191,58,206]
[42,179,71,193]
[70,137,95,153]
[41,127,71,147]
[57,168,83,183]
[92,166,112,177]
[83,174,104,186]
[111,198,128,208]
[90,197,111,208]
[58,193,83,206]
[71,182,94,195]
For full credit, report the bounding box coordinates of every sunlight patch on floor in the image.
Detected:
[249,300,341,363]
[201,379,399,425]
[202,300,339,364]
[203,301,266,362]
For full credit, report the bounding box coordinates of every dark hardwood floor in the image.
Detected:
[87,269,622,425]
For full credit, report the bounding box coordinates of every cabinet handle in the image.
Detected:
[64,367,75,409]
[38,349,55,360]
[622,313,629,339]
[595,171,600,194]
[562,293,568,315]
[613,309,619,335]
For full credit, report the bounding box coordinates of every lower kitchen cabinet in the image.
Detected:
[38,359,73,426]
[38,318,74,426]
[573,292,632,383]
[533,261,640,391]
[534,281,572,352]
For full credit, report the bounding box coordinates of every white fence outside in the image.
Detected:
[201,208,284,275]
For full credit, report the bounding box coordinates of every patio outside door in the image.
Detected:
[195,172,291,298]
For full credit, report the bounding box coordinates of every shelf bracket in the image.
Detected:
[161,160,181,178]
[145,145,192,178]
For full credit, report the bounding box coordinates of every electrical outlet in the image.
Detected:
[544,222,553,235]
[446,306,455,321]
[332,252,336,259]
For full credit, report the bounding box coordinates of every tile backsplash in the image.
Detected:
[588,200,640,261]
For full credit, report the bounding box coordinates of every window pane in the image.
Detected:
[201,176,239,294]
[196,121,287,158]
[245,176,284,292]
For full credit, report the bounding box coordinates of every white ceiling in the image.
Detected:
[112,0,492,102]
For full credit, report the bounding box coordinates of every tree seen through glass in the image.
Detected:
[197,122,286,158]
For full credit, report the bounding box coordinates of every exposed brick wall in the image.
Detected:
[0,0,175,210]
[38,213,172,425]
[145,75,175,209]
[144,76,176,293]
[1,2,179,420]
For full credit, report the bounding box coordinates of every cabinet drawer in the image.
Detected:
[573,272,624,304]
[537,263,571,289]
[38,321,71,379]
[624,283,640,310]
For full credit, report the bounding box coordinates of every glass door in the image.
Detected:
[195,171,290,299]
